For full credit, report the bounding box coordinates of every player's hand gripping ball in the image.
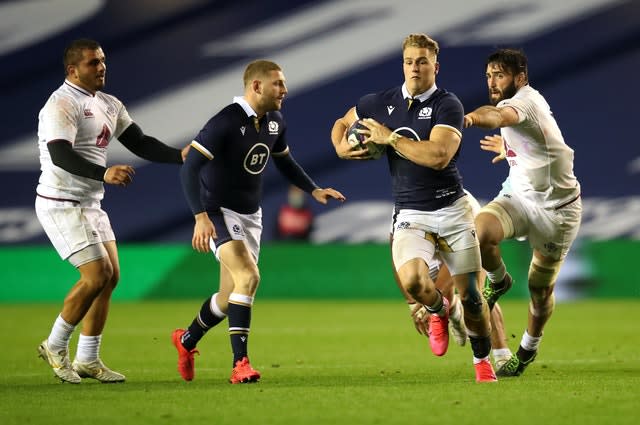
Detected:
[347,120,386,160]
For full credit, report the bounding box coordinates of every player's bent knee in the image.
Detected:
[403,279,432,300]
[78,275,110,295]
[108,269,120,290]
[529,292,555,318]
[398,272,422,294]
[529,256,562,318]
[235,269,261,294]
[78,258,114,292]
[528,256,560,319]
[397,261,431,294]
[528,255,563,289]
[457,271,484,315]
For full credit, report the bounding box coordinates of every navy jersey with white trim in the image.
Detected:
[192,103,287,214]
[356,87,465,211]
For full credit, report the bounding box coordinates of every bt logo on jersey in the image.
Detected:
[244,143,270,175]
[250,153,267,165]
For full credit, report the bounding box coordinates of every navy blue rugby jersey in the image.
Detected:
[193,102,288,214]
[356,86,465,211]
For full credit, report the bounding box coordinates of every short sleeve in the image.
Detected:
[271,117,288,154]
[192,114,229,160]
[434,94,464,131]
[497,97,531,124]
[355,93,377,120]
[40,95,79,144]
[114,102,134,138]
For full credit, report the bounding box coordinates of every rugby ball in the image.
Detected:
[346,120,386,160]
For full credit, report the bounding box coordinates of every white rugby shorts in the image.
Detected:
[484,189,581,260]
[209,207,263,263]
[389,190,483,280]
[35,196,114,265]
[391,195,482,276]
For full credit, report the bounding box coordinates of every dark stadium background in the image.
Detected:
[1,0,638,301]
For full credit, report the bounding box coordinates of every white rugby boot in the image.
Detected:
[37,339,81,384]
[448,296,467,346]
[72,358,125,383]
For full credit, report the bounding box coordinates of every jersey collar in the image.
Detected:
[233,96,258,118]
[64,79,94,97]
[401,83,437,102]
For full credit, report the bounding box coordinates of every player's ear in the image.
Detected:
[252,79,262,94]
[434,62,440,75]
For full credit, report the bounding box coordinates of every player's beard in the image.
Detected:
[94,75,106,91]
[489,81,517,105]
[77,73,105,92]
[269,97,283,111]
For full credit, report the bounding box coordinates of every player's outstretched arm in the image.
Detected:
[118,122,183,163]
[464,105,519,129]
[180,144,191,162]
[272,151,345,204]
[311,188,346,205]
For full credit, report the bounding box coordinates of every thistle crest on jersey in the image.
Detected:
[418,107,432,119]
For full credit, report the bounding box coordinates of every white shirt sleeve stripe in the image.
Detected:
[190,140,213,160]
[433,124,462,138]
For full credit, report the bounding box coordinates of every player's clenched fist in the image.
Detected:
[104,165,135,186]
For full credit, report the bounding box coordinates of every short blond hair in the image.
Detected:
[402,33,439,58]
[243,59,282,88]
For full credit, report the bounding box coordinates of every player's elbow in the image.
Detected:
[428,149,452,170]
[331,121,347,146]
[430,160,450,170]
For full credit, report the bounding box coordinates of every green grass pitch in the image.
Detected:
[1,300,639,425]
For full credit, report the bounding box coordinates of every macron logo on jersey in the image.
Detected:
[240,126,246,136]
[387,105,395,115]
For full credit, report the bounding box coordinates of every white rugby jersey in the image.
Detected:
[497,85,580,208]
[36,80,133,202]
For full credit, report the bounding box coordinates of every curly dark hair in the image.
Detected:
[486,48,528,81]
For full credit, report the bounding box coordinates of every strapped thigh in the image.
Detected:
[67,243,108,267]
[479,201,516,239]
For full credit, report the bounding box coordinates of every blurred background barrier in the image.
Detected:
[2,240,638,302]
[1,0,639,245]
